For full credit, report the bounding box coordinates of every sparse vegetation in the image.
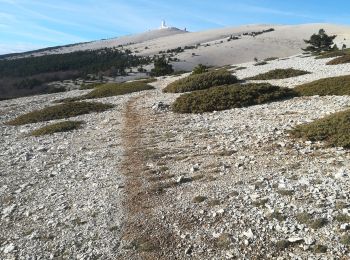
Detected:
[269,211,286,221]
[215,233,231,248]
[277,189,295,196]
[290,109,350,149]
[326,54,350,65]
[247,68,310,80]
[235,66,247,71]
[163,70,238,93]
[253,198,268,207]
[276,240,291,250]
[6,101,114,125]
[296,212,312,224]
[192,196,207,203]
[79,83,104,90]
[264,57,279,61]
[335,214,350,223]
[30,121,83,136]
[309,218,328,229]
[172,83,297,113]
[254,61,268,66]
[313,244,327,253]
[295,213,328,229]
[340,234,350,245]
[315,48,350,59]
[294,75,350,96]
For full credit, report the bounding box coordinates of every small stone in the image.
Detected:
[185,245,193,255]
[190,164,199,173]
[341,223,350,230]
[23,152,31,161]
[3,243,15,253]
[288,237,303,243]
[226,251,234,259]
[243,229,254,240]
[304,237,315,245]
[177,176,185,184]
[217,209,225,214]
[2,204,16,217]
[335,168,349,179]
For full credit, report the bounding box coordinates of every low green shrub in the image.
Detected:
[235,66,247,71]
[79,83,104,90]
[290,109,350,148]
[254,61,268,66]
[264,57,279,61]
[163,70,238,93]
[6,101,114,125]
[82,81,154,99]
[172,83,297,113]
[294,75,350,96]
[315,49,350,59]
[247,68,310,80]
[30,121,83,136]
[58,81,154,102]
[192,64,208,75]
[326,54,350,65]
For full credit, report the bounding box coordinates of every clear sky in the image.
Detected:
[1,0,349,54]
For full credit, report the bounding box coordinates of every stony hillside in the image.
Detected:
[1,51,350,259]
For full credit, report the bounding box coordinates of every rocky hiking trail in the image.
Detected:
[118,94,179,259]
[1,53,350,259]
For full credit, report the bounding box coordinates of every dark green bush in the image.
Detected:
[59,81,154,102]
[192,64,208,75]
[294,75,350,96]
[6,101,114,125]
[150,56,174,76]
[163,70,238,93]
[172,83,297,113]
[247,68,310,80]
[290,109,350,148]
[303,29,337,53]
[30,121,83,136]
[83,81,154,99]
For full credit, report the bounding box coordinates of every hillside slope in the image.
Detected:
[9,23,350,71]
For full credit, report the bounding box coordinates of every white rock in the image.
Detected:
[190,164,199,173]
[2,204,16,217]
[243,229,254,239]
[288,237,303,243]
[304,237,315,245]
[3,243,15,253]
[335,168,349,179]
[177,176,184,183]
[340,223,350,230]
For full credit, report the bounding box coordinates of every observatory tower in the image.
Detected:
[160,20,169,29]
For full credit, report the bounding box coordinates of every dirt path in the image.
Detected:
[118,93,179,259]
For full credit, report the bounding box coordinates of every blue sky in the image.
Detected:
[1,0,349,54]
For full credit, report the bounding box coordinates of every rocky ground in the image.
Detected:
[1,54,350,259]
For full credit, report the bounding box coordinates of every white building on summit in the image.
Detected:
[160,20,169,29]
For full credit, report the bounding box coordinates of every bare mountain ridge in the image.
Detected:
[6,23,350,71]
